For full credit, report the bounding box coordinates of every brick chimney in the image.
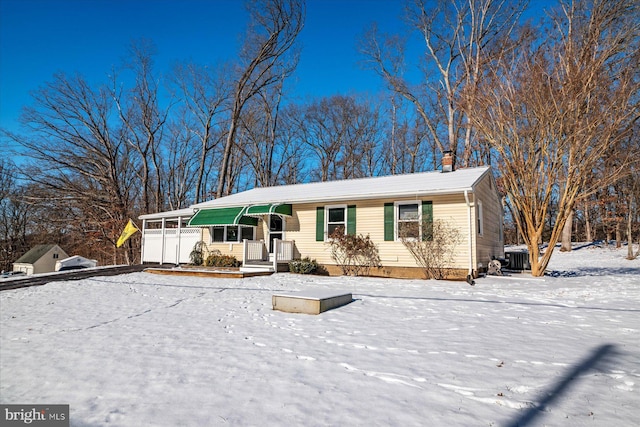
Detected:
[442,151,454,173]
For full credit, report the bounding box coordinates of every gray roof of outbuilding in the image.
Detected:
[14,244,58,264]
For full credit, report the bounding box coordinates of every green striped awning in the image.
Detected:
[187,207,259,227]
[244,204,292,217]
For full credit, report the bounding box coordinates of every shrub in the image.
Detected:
[289,257,318,274]
[189,241,208,265]
[204,254,240,268]
[401,219,462,280]
[328,228,381,276]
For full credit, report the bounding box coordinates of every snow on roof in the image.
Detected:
[139,207,195,220]
[138,167,492,219]
[193,166,491,209]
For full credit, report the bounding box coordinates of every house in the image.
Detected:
[139,158,503,279]
[13,244,69,275]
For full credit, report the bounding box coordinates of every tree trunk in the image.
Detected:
[584,202,592,242]
[627,199,634,259]
[216,117,238,198]
[560,210,574,252]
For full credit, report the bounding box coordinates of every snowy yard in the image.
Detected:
[1,245,639,426]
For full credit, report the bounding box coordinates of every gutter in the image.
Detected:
[464,190,475,285]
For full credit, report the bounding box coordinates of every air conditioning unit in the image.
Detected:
[505,251,530,271]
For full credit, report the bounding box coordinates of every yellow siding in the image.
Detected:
[472,173,505,269]
[286,195,474,270]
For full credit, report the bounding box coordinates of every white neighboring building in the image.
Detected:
[12,244,69,275]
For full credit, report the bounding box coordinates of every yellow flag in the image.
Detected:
[116,219,139,248]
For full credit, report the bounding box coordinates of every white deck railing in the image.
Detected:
[274,239,294,262]
[242,239,294,271]
[243,240,267,264]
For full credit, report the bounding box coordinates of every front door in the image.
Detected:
[268,215,283,253]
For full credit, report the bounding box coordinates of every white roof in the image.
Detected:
[139,207,195,220]
[194,166,491,209]
[56,255,98,267]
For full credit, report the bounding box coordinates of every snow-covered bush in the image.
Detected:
[289,257,318,274]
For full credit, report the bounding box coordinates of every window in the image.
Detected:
[385,201,433,241]
[397,203,420,239]
[226,226,239,242]
[241,226,254,241]
[212,227,224,242]
[326,205,346,237]
[210,226,254,243]
[317,205,356,241]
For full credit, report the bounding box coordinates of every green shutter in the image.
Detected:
[384,203,394,241]
[316,207,325,241]
[422,201,433,241]
[347,205,356,235]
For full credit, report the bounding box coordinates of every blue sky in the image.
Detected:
[0,0,409,136]
[1,0,555,140]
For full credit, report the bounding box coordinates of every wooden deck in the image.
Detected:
[144,267,274,279]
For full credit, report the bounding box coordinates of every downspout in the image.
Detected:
[464,190,475,285]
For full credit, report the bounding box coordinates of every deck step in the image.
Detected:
[246,260,273,266]
[240,266,273,273]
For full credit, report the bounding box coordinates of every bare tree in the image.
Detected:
[163,116,200,210]
[466,0,640,276]
[112,39,173,213]
[239,81,282,187]
[171,62,230,203]
[8,72,139,264]
[0,160,30,271]
[216,0,304,197]
[295,95,384,181]
[293,98,341,182]
[360,0,525,168]
[382,95,431,174]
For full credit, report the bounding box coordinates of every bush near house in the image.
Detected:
[401,219,462,280]
[205,254,240,268]
[189,241,209,266]
[289,257,318,274]
[329,229,381,276]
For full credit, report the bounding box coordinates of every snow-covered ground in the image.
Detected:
[1,244,639,426]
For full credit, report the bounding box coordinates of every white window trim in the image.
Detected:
[325,204,347,240]
[210,225,255,243]
[395,201,421,241]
